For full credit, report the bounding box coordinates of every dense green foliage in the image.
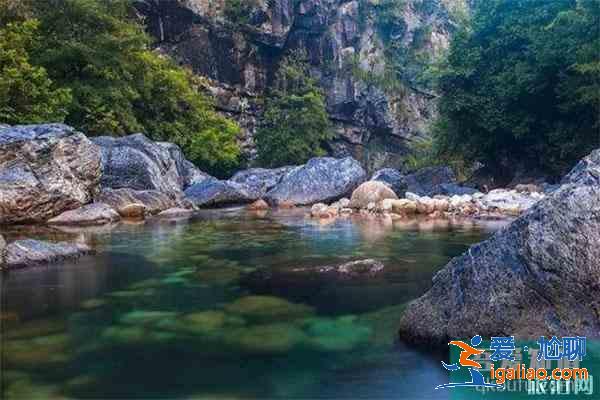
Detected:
[0,0,240,176]
[223,0,260,25]
[256,52,333,168]
[0,19,71,124]
[434,0,600,177]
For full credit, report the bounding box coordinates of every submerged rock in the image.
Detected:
[561,148,600,186]
[93,133,210,196]
[265,157,366,206]
[0,124,101,224]
[370,168,407,197]
[224,295,314,323]
[47,203,120,226]
[184,178,257,207]
[96,188,177,216]
[224,323,308,355]
[350,181,398,209]
[398,184,600,344]
[403,166,456,196]
[6,239,93,269]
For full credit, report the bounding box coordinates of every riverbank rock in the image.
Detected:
[47,203,120,226]
[184,178,257,207]
[93,134,210,196]
[370,169,407,197]
[265,157,366,206]
[5,239,94,269]
[350,181,398,209]
[476,189,539,215]
[398,184,600,344]
[156,207,194,219]
[403,166,456,196]
[96,188,177,216]
[561,148,600,186]
[231,167,294,198]
[0,124,101,224]
[248,199,269,211]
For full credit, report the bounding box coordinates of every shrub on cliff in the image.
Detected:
[0,0,240,177]
[256,51,333,168]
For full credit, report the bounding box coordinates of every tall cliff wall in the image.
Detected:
[134,0,466,172]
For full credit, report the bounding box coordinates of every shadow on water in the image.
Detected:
[1,209,518,399]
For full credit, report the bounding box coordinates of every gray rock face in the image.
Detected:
[370,168,407,197]
[96,188,177,215]
[47,203,120,226]
[398,184,600,344]
[265,157,366,205]
[437,183,477,196]
[6,239,93,269]
[0,234,6,269]
[403,166,457,196]
[92,134,210,196]
[135,0,462,168]
[0,124,102,224]
[184,178,257,207]
[562,148,600,186]
[230,166,294,198]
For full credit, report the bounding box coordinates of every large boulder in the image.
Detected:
[92,134,210,196]
[184,178,257,207]
[398,184,600,344]
[230,166,294,198]
[477,189,540,215]
[349,181,398,209]
[370,169,407,197]
[47,203,120,226]
[96,188,177,216]
[403,166,456,196]
[561,148,600,186]
[264,157,366,206]
[0,124,102,224]
[6,239,93,269]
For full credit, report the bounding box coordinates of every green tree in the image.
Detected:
[0,20,71,124]
[434,0,600,178]
[1,0,240,177]
[256,51,333,167]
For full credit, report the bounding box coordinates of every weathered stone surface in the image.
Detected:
[403,166,457,196]
[477,189,539,215]
[0,124,101,224]
[118,203,147,219]
[350,181,398,209]
[47,203,120,226]
[437,183,477,196]
[96,188,177,215]
[398,184,600,344]
[561,148,600,186]
[370,169,407,197]
[135,1,460,168]
[93,134,210,196]
[265,157,366,205]
[184,178,257,207]
[6,239,94,269]
[156,207,194,219]
[231,167,294,198]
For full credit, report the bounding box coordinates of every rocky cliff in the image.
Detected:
[134,0,466,172]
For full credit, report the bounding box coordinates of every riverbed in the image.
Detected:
[1,209,511,399]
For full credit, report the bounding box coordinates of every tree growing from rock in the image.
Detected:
[256,50,333,168]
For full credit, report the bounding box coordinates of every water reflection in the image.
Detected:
[1,209,512,399]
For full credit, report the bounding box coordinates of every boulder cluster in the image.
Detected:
[308,179,546,221]
[398,148,600,344]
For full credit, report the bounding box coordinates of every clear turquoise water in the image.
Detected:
[2,208,562,399]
